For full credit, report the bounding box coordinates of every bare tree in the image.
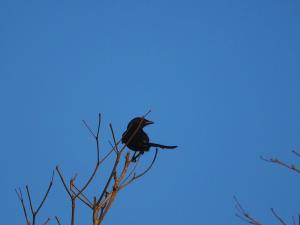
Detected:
[16,111,159,225]
[235,151,300,225]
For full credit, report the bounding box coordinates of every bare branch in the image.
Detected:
[69,177,77,225]
[17,111,160,225]
[98,153,132,224]
[234,196,263,225]
[74,142,115,201]
[99,147,115,164]
[143,110,151,118]
[15,188,30,225]
[73,114,105,200]
[121,155,141,185]
[56,166,72,198]
[270,208,287,225]
[260,156,300,174]
[96,113,101,163]
[55,216,61,225]
[25,185,34,215]
[74,164,99,200]
[99,192,109,217]
[133,149,158,180]
[109,123,119,153]
[96,113,101,137]
[82,120,96,138]
[36,170,55,214]
[120,149,158,189]
[70,183,93,208]
[97,151,121,205]
[292,150,300,158]
[43,217,50,225]
[71,198,76,225]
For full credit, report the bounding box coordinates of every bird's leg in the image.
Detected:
[131,152,137,162]
[131,152,144,162]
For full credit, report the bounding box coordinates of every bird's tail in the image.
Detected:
[148,143,177,149]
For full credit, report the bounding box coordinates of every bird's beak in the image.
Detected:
[144,119,154,125]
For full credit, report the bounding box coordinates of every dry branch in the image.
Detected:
[234,196,263,225]
[55,216,61,225]
[270,208,287,225]
[15,188,30,225]
[260,156,300,174]
[17,111,159,225]
[237,150,300,225]
[16,171,55,225]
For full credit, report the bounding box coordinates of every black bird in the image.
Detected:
[122,117,177,160]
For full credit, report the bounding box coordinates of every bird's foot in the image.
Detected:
[131,152,143,162]
[131,156,137,162]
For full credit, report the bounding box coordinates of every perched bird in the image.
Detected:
[122,117,177,160]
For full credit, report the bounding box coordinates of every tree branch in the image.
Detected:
[292,150,300,158]
[25,185,34,215]
[109,123,119,153]
[55,216,61,225]
[15,188,30,225]
[43,217,50,225]
[56,166,72,198]
[234,196,263,225]
[270,208,287,225]
[70,183,93,208]
[120,149,158,189]
[260,156,300,174]
[36,170,55,214]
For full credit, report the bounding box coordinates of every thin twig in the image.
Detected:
[73,144,115,201]
[82,120,96,138]
[109,123,119,153]
[98,153,132,224]
[69,178,76,225]
[234,196,263,225]
[56,166,72,198]
[292,150,300,158]
[15,188,30,225]
[270,208,287,225]
[71,198,76,225]
[22,171,54,225]
[120,149,158,189]
[74,163,100,199]
[36,170,55,214]
[133,149,158,180]
[96,113,101,163]
[143,110,151,118]
[25,185,34,215]
[121,155,141,185]
[99,192,109,218]
[44,217,50,225]
[97,152,120,205]
[74,114,114,200]
[70,183,93,208]
[55,216,61,225]
[97,192,113,210]
[260,156,300,173]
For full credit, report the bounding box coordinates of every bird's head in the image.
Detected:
[127,117,154,129]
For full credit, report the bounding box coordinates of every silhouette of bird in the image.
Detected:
[122,117,177,160]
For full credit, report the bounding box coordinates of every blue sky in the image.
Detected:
[1,0,300,225]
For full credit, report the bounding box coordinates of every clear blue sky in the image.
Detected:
[1,1,300,225]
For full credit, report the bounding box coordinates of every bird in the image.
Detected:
[122,117,177,161]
